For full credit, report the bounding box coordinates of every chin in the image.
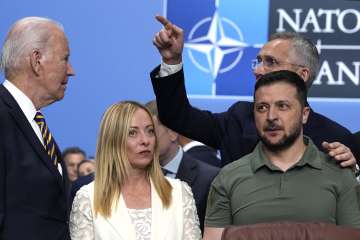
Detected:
[55,92,65,101]
[131,160,153,169]
[263,136,282,144]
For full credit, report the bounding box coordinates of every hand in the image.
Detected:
[322,141,357,168]
[153,15,184,65]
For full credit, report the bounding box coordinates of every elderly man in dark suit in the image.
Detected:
[150,16,358,168]
[145,100,219,233]
[0,17,75,240]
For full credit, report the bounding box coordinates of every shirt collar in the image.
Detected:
[182,140,204,152]
[251,136,323,172]
[162,146,183,175]
[3,80,38,122]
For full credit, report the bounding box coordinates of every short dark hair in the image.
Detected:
[254,70,308,107]
[62,146,86,159]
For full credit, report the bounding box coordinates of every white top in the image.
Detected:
[70,178,201,240]
[128,208,152,240]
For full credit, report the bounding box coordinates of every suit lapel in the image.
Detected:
[176,153,197,186]
[105,195,136,240]
[150,178,172,240]
[0,85,64,190]
[105,179,173,240]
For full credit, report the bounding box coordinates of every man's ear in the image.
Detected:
[297,67,311,85]
[29,49,42,76]
[167,128,179,142]
[302,106,310,124]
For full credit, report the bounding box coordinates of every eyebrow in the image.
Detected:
[129,124,154,129]
[255,100,291,105]
[257,54,275,59]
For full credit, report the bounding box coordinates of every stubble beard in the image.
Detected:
[259,121,303,152]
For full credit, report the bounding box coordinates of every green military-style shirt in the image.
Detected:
[205,137,360,227]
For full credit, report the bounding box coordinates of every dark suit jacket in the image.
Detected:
[151,66,359,166]
[70,173,94,205]
[0,85,70,240]
[176,152,219,233]
[186,144,221,167]
[354,131,360,163]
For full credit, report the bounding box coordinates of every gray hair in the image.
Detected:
[0,17,64,79]
[270,32,320,88]
[145,100,159,118]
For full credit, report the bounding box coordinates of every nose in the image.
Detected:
[139,132,151,146]
[67,62,75,76]
[253,63,265,81]
[266,106,278,121]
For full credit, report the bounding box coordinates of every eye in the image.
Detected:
[264,56,278,67]
[256,56,263,64]
[277,102,290,110]
[64,55,70,62]
[129,129,137,137]
[146,127,155,136]
[255,104,268,113]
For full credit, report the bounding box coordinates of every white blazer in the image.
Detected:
[83,178,184,240]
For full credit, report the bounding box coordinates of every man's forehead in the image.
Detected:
[258,39,291,56]
[255,82,297,101]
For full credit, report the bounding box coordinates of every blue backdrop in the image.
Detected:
[0,0,359,157]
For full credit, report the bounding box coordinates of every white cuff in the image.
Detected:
[159,62,183,77]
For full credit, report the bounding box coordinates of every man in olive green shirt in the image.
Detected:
[203,70,360,240]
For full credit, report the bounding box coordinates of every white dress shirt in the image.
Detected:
[162,146,183,178]
[3,80,62,174]
[182,140,205,152]
[159,62,182,77]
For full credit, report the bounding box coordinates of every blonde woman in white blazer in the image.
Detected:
[70,101,201,240]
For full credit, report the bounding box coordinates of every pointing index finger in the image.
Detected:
[155,15,172,29]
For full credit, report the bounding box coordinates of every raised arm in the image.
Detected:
[151,16,245,153]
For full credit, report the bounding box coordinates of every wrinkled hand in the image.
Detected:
[322,141,357,168]
[153,15,184,65]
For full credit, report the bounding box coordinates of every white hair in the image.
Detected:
[0,17,64,79]
[270,32,320,88]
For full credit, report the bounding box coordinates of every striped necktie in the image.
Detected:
[34,112,58,166]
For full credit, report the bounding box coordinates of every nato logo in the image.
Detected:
[166,0,269,97]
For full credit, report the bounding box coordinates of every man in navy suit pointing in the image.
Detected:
[150,16,358,168]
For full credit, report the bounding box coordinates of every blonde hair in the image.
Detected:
[93,101,172,218]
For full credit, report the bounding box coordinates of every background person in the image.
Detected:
[77,158,95,177]
[69,158,95,205]
[62,146,86,182]
[146,100,219,233]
